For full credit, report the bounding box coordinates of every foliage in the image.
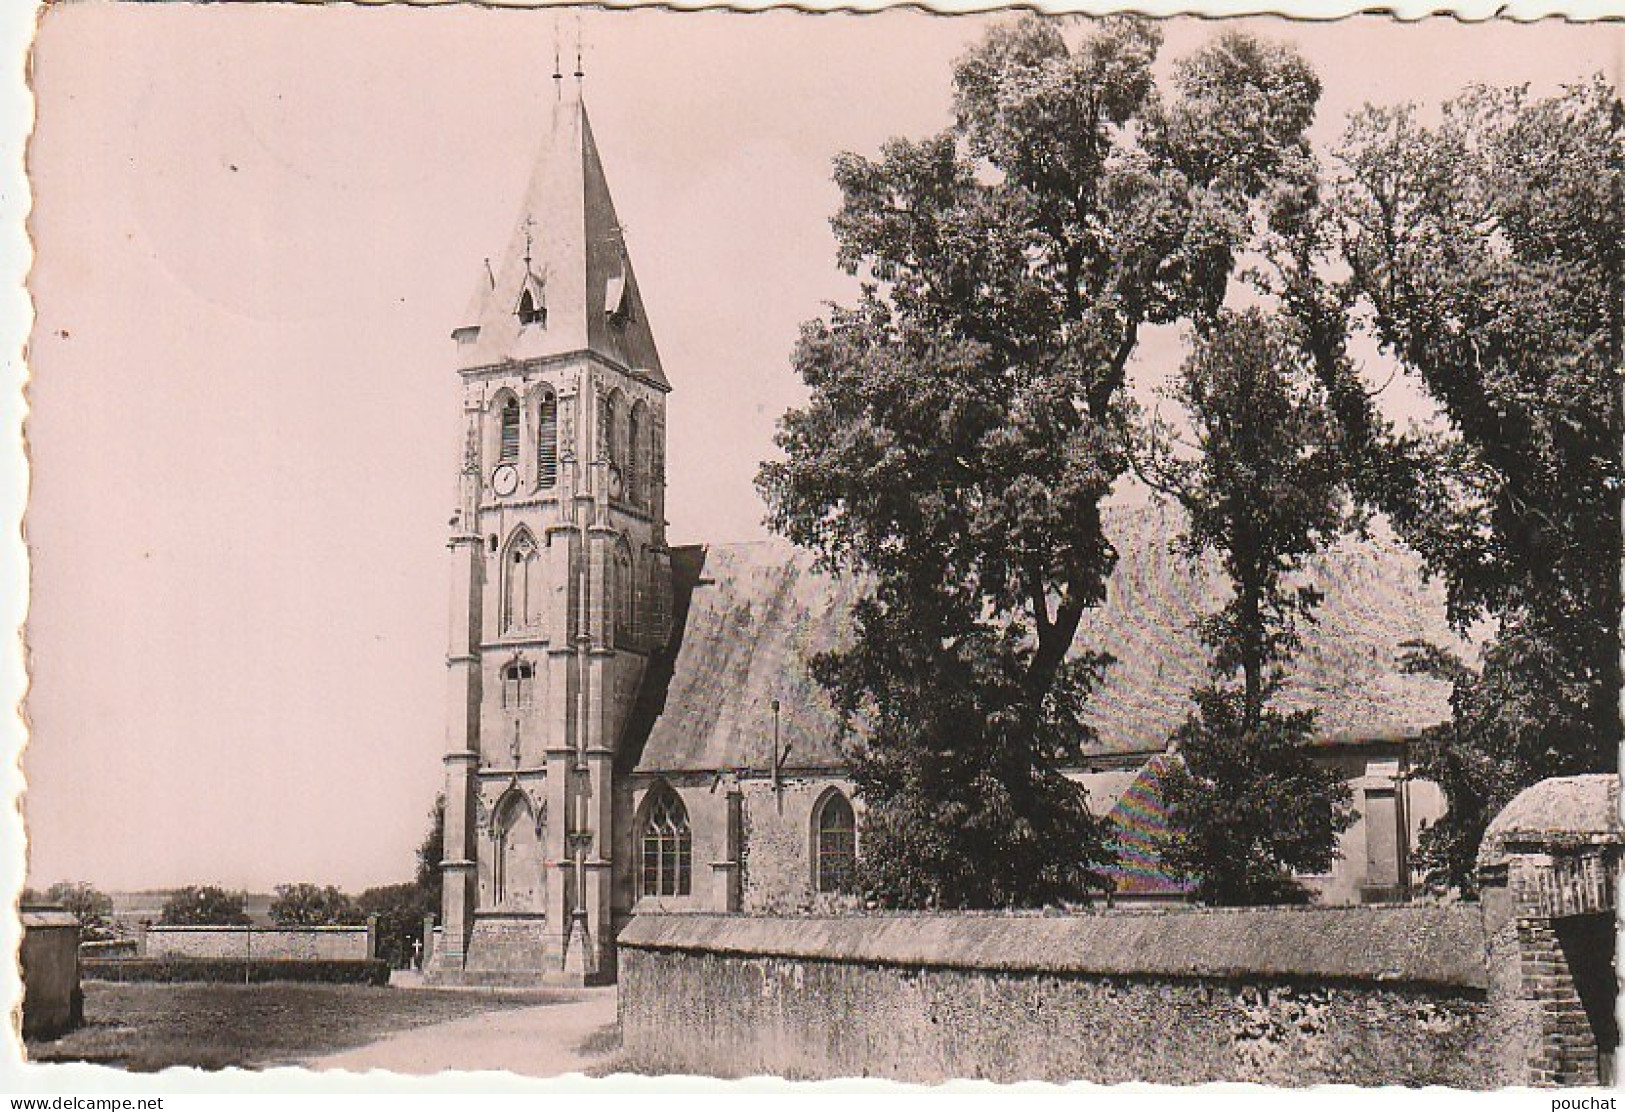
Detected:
[1330,79,1623,888]
[25,881,117,941]
[759,17,1323,908]
[1141,309,1356,904]
[1161,691,1353,905]
[269,883,363,927]
[343,797,446,968]
[1141,309,1359,717]
[416,794,445,897]
[814,596,1117,907]
[79,958,390,986]
[158,886,251,927]
[357,882,436,969]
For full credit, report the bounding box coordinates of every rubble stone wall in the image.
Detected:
[618,908,1518,1086]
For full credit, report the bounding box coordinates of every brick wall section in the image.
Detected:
[141,925,372,961]
[618,909,1518,1086]
[1517,916,1599,1086]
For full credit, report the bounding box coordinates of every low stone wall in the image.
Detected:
[141,922,374,961]
[619,908,1523,1086]
[19,906,81,1040]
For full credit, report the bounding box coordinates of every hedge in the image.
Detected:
[79,939,138,959]
[81,957,390,986]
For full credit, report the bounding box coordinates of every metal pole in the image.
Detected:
[771,698,781,793]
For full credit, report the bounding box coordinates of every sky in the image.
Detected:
[16,3,1623,893]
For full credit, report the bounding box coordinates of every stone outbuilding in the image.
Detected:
[18,903,81,1040]
[1476,773,1621,1086]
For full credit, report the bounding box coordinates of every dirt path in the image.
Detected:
[302,987,620,1079]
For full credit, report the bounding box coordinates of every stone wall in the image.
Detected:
[739,777,858,914]
[618,908,1519,1086]
[141,923,374,961]
[619,772,858,917]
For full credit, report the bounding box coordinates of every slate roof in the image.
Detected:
[626,502,1466,775]
[623,541,863,775]
[454,90,665,385]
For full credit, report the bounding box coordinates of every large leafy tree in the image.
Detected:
[759,17,1323,907]
[1141,309,1357,905]
[357,882,436,969]
[159,885,250,927]
[23,881,116,941]
[1326,79,1623,888]
[416,794,445,897]
[269,883,362,926]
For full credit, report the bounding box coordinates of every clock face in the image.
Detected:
[491,464,519,497]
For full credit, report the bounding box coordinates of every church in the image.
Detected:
[424,79,1458,987]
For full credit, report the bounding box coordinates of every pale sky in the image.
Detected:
[17,4,1622,892]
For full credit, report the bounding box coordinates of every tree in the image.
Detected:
[416,794,444,897]
[759,18,1324,907]
[269,883,361,926]
[24,881,116,941]
[357,797,446,968]
[1330,79,1623,888]
[358,882,437,970]
[159,885,250,926]
[1139,309,1357,904]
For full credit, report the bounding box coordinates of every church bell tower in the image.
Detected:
[429,72,671,985]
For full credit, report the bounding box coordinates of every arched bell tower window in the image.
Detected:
[640,786,691,897]
[501,658,534,709]
[813,789,857,894]
[626,403,643,508]
[536,391,558,489]
[498,396,521,464]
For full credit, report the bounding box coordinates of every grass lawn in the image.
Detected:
[25,981,580,1072]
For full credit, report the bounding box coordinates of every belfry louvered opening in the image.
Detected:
[499,396,521,464]
[537,392,558,488]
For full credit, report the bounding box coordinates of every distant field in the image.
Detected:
[25,981,573,1072]
[106,890,277,929]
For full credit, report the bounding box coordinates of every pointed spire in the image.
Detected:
[453,82,666,388]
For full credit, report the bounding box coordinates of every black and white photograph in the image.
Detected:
[5,0,1622,1094]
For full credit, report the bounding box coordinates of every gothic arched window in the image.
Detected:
[498,396,521,464]
[502,529,540,633]
[640,788,691,897]
[492,791,543,911]
[813,790,857,894]
[536,391,558,489]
